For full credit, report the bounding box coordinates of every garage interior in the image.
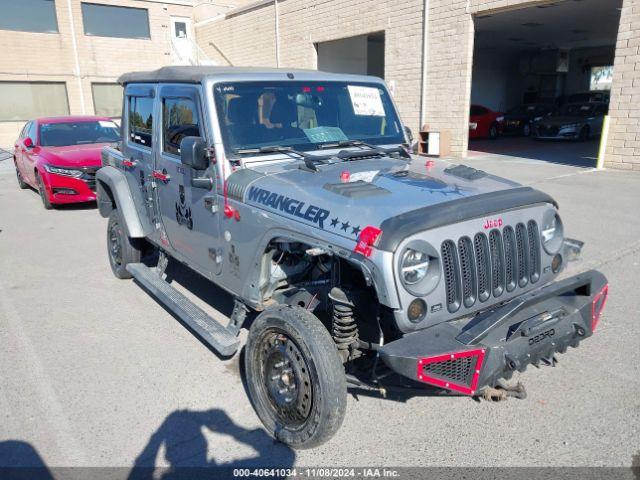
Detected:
[316,32,385,78]
[470,0,623,167]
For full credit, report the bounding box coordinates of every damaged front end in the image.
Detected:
[378,269,608,396]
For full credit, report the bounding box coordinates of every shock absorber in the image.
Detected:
[329,287,359,362]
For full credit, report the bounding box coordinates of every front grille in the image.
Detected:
[423,356,473,385]
[441,221,541,312]
[80,167,99,191]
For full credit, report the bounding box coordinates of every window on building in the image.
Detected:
[92,83,123,117]
[128,96,154,147]
[0,82,69,121]
[81,3,150,39]
[0,0,58,34]
[590,66,614,91]
[162,98,201,155]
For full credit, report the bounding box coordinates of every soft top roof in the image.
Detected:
[118,66,379,86]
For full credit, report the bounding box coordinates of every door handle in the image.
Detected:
[152,170,170,182]
[122,158,137,168]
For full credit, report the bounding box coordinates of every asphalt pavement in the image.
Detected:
[0,145,638,471]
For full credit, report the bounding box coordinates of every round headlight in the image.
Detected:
[541,212,564,254]
[401,248,430,285]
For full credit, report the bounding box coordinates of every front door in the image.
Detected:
[155,85,222,276]
[170,17,193,64]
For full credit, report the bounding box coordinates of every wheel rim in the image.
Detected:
[109,221,124,267]
[37,176,47,202]
[523,124,530,136]
[490,126,497,138]
[257,330,313,428]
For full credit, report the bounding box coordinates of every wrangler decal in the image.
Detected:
[247,186,331,229]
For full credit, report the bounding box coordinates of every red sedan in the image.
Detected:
[469,104,504,139]
[13,116,119,209]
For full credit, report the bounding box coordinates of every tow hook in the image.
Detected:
[480,379,527,401]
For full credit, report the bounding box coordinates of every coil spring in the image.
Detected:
[330,289,359,360]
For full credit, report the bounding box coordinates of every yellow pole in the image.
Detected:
[596,115,610,170]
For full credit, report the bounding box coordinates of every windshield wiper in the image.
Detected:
[317,140,409,160]
[234,145,332,172]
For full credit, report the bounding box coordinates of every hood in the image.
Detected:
[37,143,112,168]
[236,155,521,243]
[540,116,586,127]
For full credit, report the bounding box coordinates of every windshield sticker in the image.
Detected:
[348,170,380,183]
[99,120,117,128]
[303,126,348,144]
[247,187,331,229]
[348,86,385,117]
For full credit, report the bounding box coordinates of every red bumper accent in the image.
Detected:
[416,348,486,396]
[591,284,609,331]
[42,171,96,204]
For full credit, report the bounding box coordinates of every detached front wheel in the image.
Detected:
[245,305,347,449]
[107,209,141,279]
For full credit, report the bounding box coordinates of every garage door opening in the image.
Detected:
[316,32,385,78]
[469,0,622,167]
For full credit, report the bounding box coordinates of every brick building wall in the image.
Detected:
[604,0,640,170]
[196,0,425,134]
[0,0,193,146]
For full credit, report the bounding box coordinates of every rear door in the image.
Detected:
[122,84,158,238]
[22,121,39,184]
[14,122,30,178]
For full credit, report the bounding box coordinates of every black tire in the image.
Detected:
[35,172,53,210]
[107,209,141,279]
[579,126,590,142]
[522,123,531,137]
[15,163,28,189]
[245,305,347,449]
[488,123,499,139]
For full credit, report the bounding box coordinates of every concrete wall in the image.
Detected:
[604,0,640,170]
[0,0,193,147]
[196,0,425,134]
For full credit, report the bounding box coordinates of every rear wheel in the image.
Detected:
[579,125,590,141]
[15,164,28,189]
[488,123,499,139]
[107,209,141,279]
[35,172,53,210]
[245,305,347,449]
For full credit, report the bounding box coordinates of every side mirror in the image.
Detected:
[24,137,34,148]
[180,136,208,170]
[404,126,414,144]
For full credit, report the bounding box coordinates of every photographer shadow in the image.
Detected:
[128,408,295,480]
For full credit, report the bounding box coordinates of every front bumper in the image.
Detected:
[41,169,97,204]
[379,270,608,395]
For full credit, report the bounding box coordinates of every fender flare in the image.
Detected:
[96,166,150,238]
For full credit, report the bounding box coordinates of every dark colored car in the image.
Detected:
[502,104,555,137]
[534,102,608,141]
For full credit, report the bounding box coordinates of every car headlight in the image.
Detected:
[541,211,564,254]
[44,165,83,178]
[401,249,430,285]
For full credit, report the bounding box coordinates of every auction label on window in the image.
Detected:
[348,85,385,117]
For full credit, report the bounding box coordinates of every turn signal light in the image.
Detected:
[354,226,382,257]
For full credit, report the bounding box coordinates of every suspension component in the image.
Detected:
[329,287,360,362]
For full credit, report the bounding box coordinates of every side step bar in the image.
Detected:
[126,263,240,356]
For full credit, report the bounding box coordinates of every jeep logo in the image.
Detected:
[483,217,503,229]
[528,328,555,346]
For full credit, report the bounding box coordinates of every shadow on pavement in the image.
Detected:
[0,440,54,480]
[468,136,599,168]
[128,408,295,480]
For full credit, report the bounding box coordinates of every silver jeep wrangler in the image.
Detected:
[97,66,608,449]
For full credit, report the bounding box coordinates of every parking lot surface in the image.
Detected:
[0,153,638,469]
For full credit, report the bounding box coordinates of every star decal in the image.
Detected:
[330,217,339,228]
[351,225,361,237]
[341,221,350,231]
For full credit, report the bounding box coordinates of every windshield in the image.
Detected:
[556,104,597,117]
[213,81,404,156]
[39,121,120,147]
